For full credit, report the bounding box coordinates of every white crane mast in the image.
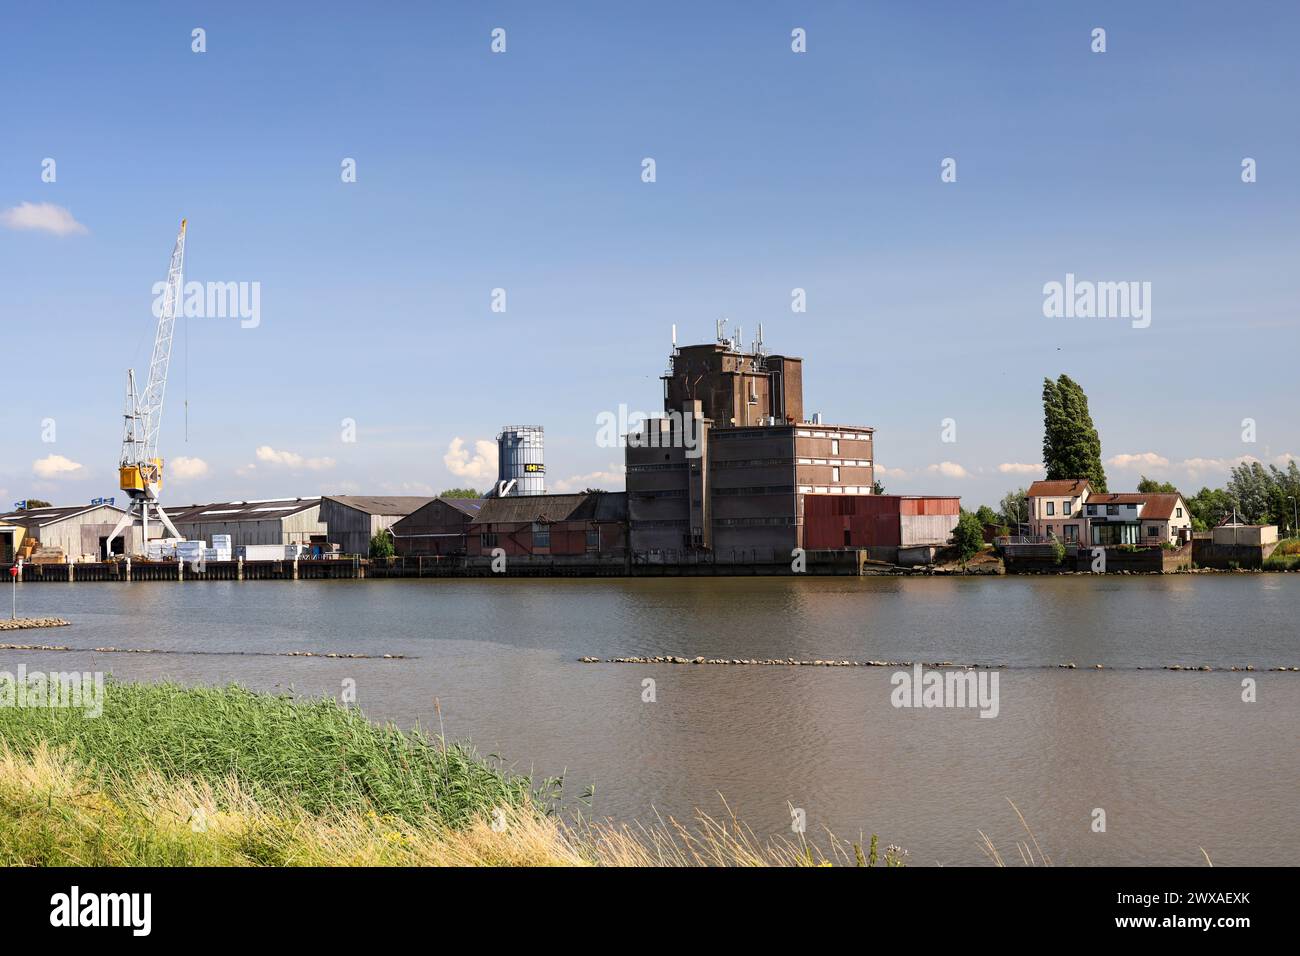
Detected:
[107,219,187,552]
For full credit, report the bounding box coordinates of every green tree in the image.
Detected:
[974,505,1000,527]
[438,488,481,499]
[1137,476,1178,494]
[368,530,395,559]
[1042,374,1107,491]
[999,488,1028,529]
[952,510,984,562]
[1186,486,1234,531]
[871,479,886,495]
[22,498,52,509]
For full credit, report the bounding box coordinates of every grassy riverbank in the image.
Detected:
[0,681,875,866]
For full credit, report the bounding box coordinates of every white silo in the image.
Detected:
[495,426,545,496]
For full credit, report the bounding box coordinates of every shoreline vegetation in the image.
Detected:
[0,681,911,867]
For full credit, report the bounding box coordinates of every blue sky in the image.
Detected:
[2,1,1297,510]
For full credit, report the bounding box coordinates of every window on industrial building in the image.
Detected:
[480,533,497,548]
[831,439,839,456]
[586,529,599,551]
[532,522,550,548]
[832,466,840,483]
[1046,501,1055,516]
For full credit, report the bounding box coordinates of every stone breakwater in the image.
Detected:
[0,641,404,659]
[0,618,71,632]
[578,656,1300,672]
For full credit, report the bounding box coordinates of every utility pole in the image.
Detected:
[9,565,16,620]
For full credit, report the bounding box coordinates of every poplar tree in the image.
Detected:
[1041,375,1107,491]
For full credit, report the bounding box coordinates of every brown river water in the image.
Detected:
[4,575,1298,865]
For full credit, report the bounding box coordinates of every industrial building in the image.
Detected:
[0,503,145,562]
[169,498,327,549]
[466,492,627,557]
[626,326,957,562]
[802,494,961,562]
[391,497,484,556]
[319,495,434,555]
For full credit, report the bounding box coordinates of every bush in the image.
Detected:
[952,511,984,562]
[368,531,395,560]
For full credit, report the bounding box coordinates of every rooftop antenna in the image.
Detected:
[716,317,728,344]
[735,325,743,353]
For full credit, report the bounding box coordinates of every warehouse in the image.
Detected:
[0,503,145,562]
[466,492,627,557]
[169,498,327,549]
[319,496,434,555]
[391,498,483,556]
[802,494,961,561]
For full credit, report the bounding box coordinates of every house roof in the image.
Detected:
[169,498,321,524]
[1087,492,1184,519]
[1026,479,1092,498]
[471,492,627,525]
[0,504,121,528]
[321,495,433,516]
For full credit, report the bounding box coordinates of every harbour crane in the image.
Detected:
[106,219,187,553]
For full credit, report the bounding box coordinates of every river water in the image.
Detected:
[5,575,1298,865]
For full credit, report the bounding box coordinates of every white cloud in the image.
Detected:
[255,445,335,471]
[926,461,969,478]
[32,454,83,479]
[1,202,89,237]
[235,463,257,477]
[875,465,908,479]
[550,465,626,494]
[1107,452,1170,469]
[1177,455,1258,476]
[443,437,497,481]
[998,462,1042,475]
[169,456,208,480]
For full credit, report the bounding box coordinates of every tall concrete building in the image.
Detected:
[626,329,877,558]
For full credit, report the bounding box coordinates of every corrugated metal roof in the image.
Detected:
[321,495,433,516]
[169,498,321,524]
[0,504,118,528]
[441,498,483,516]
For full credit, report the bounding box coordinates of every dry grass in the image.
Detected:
[0,744,888,867]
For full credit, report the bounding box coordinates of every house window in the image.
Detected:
[1063,498,1073,514]
[1087,505,1097,516]
[832,466,840,483]
[1106,505,1118,516]
[1046,501,1055,516]
[1146,526,1159,538]
[1064,524,1078,543]
[585,529,599,551]
[532,522,550,548]
[1176,507,1183,518]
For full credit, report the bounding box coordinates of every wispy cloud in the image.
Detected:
[1,202,89,236]
[443,437,497,481]
[32,454,84,478]
[875,465,908,479]
[254,445,335,471]
[997,462,1042,475]
[1108,452,1170,469]
[550,465,625,493]
[926,461,969,478]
